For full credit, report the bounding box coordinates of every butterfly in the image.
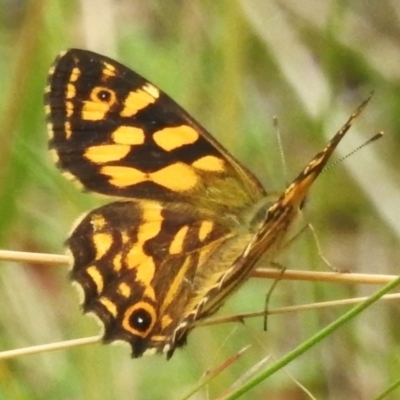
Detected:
[44,48,370,358]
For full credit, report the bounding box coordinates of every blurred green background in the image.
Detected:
[1,1,400,399]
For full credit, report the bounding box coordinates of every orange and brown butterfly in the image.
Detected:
[44,49,370,358]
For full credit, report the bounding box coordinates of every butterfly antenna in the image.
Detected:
[322,131,384,173]
[273,116,288,183]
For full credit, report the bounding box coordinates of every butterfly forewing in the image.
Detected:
[45,49,265,215]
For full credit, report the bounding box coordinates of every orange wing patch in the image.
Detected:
[120,85,159,117]
[100,163,199,192]
[192,155,225,172]
[112,126,145,145]
[153,126,199,151]
[85,144,131,164]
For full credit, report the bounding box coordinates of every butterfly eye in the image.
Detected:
[98,90,111,101]
[123,302,156,337]
[91,87,116,105]
[130,308,152,331]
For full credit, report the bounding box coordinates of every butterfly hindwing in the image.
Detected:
[67,199,246,357]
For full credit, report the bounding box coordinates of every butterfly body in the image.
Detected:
[45,49,369,358]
